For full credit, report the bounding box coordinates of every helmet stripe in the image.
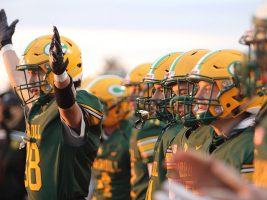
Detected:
[194,50,221,70]
[169,52,186,72]
[150,52,183,74]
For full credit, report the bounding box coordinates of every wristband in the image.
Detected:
[54,71,68,83]
[53,76,76,109]
[0,39,12,50]
[1,44,14,55]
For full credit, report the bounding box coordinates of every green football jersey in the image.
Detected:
[253,103,267,187]
[129,119,165,200]
[24,90,103,200]
[207,127,254,181]
[166,125,254,188]
[199,126,253,180]
[92,119,133,200]
[165,125,211,189]
[145,123,184,200]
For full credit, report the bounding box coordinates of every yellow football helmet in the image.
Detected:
[137,52,183,122]
[123,63,152,128]
[165,49,210,126]
[123,63,152,99]
[144,52,183,84]
[15,35,82,105]
[86,75,130,127]
[187,49,266,125]
[165,49,210,84]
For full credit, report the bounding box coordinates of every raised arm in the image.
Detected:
[49,26,82,133]
[0,9,23,88]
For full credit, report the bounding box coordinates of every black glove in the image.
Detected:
[0,9,19,50]
[49,26,69,75]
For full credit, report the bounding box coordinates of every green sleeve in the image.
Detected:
[76,90,104,163]
[136,119,164,164]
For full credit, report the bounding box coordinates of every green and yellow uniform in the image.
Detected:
[92,119,133,200]
[24,90,103,200]
[208,127,254,181]
[145,123,183,200]
[129,119,165,200]
[166,124,254,190]
[254,103,267,187]
[165,125,211,190]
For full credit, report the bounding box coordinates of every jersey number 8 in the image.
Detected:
[24,143,42,191]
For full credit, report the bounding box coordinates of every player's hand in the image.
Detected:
[0,9,19,49]
[154,181,212,200]
[49,26,69,75]
[173,150,249,194]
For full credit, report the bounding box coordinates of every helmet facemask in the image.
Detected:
[14,61,52,106]
[188,77,223,125]
[136,80,173,123]
[166,77,197,127]
[124,81,153,129]
[135,81,155,118]
[184,74,250,125]
[162,49,211,126]
[135,52,183,124]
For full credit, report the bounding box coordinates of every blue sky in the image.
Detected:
[0,0,263,91]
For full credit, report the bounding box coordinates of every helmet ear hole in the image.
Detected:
[226,103,231,108]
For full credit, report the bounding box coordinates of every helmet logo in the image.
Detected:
[228,61,241,77]
[44,43,68,55]
[108,84,125,96]
[228,63,236,76]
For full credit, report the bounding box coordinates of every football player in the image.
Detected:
[175,49,266,189]
[87,75,133,200]
[163,49,211,194]
[124,63,165,200]
[0,10,103,199]
[156,50,266,200]
[156,1,267,199]
[134,52,185,200]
